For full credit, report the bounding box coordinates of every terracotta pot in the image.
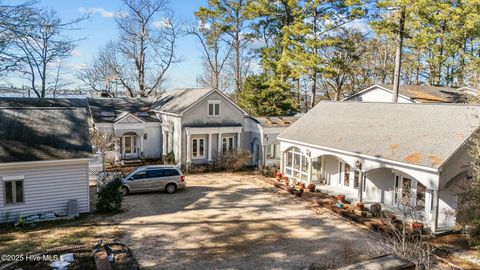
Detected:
[299,183,306,190]
[336,195,346,202]
[284,178,289,186]
[276,173,283,181]
[308,184,316,192]
[357,202,364,210]
[411,222,424,231]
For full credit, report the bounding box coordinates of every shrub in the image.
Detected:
[164,151,175,164]
[220,150,252,172]
[96,172,123,213]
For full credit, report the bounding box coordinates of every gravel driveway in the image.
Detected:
[105,173,384,269]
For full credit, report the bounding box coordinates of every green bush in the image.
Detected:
[165,151,175,164]
[96,172,123,213]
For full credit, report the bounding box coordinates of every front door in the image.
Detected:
[123,135,137,159]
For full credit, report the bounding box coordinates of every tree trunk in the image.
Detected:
[309,72,317,110]
[392,7,406,103]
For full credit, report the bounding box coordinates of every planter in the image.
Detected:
[283,177,289,186]
[299,183,306,190]
[307,184,316,192]
[356,202,364,210]
[336,195,346,202]
[336,203,344,209]
[411,222,424,231]
[276,173,283,181]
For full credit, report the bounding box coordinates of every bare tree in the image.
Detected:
[11,8,86,98]
[112,0,179,97]
[188,21,232,90]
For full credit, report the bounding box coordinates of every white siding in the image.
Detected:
[349,88,412,103]
[0,161,90,219]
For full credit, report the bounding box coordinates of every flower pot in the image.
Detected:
[283,177,289,186]
[336,195,346,202]
[307,184,316,192]
[276,173,283,181]
[356,202,364,210]
[299,183,306,190]
[411,222,424,231]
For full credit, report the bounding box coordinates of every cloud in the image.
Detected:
[78,7,118,18]
[71,49,82,57]
[153,17,173,29]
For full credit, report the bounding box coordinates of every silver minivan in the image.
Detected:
[121,165,186,195]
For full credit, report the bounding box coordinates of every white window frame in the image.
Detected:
[267,143,276,159]
[192,138,205,159]
[207,100,221,117]
[3,175,25,205]
[222,136,234,154]
[284,148,309,182]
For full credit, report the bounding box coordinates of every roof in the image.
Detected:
[254,116,301,128]
[87,97,159,123]
[0,107,92,163]
[348,84,467,103]
[151,88,214,114]
[0,97,88,108]
[278,102,480,169]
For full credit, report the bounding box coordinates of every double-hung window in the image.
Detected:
[192,138,205,159]
[208,101,221,117]
[3,176,24,205]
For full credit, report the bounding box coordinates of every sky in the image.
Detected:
[5,0,209,91]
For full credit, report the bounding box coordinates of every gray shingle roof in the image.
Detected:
[87,97,159,123]
[0,107,92,162]
[151,88,213,114]
[374,84,466,103]
[254,116,301,128]
[279,102,480,169]
[0,97,88,108]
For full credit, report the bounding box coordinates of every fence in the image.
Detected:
[89,152,105,179]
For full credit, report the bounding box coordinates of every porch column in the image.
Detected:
[186,133,192,168]
[236,132,241,150]
[307,157,313,184]
[358,172,364,202]
[140,134,144,158]
[431,189,439,232]
[217,132,223,159]
[280,151,285,174]
[208,133,213,162]
[162,130,167,156]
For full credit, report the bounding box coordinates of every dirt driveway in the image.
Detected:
[103,173,384,269]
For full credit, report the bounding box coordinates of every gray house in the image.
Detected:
[278,101,480,232]
[0,99,92,221]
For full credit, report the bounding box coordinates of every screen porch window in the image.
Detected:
[344,164,350,187]
[284,147,309,182]
[208,101,220,117]
[4,177,24,204]
[192,138,205,159]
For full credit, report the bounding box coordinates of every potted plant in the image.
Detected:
[283,176,289,186]
[336,195,346,202]
[411,222,424,231]
[276,172,283,181]
[356,202,364,210]
[307,183,316,192]
[299,182,305,190]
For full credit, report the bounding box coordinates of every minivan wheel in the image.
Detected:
[121,187,129,196]
[165,184,177,194]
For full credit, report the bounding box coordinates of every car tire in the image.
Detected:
[165,184,177,194]
[121,187,129,196]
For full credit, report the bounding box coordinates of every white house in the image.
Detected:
[278,101,480,232]
[0,100,92,222]
[344,84,468,103]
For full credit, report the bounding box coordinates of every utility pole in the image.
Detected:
[392,7,406,102]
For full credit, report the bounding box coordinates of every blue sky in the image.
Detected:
[7,0,208,90]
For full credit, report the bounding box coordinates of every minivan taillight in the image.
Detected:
[180,175,185,182]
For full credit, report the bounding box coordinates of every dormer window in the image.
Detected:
[208,100,221,117]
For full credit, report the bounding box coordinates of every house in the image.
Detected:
[344,84,468,103]
[0,99,92,222]
[87,98,162,162]
[278,101,480,232]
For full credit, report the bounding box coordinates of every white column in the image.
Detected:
[280,151,285,174]
[140,134,144,158]
[431,190,439,232]
[162,130,167,155]
[217,132,223,159]
[186,133,192,164]
[208,133,213,162]
[236,132,241,150]
[358,171,364,202]
[307,157,313,184]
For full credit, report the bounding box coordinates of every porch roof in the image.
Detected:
[278,102,480,169]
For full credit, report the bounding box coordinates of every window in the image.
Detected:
[192,138,205,159]
[146,170,163,178]
[284,147,309,182]
[354,170,360,189]
[267,144,276,159]
[131,171,147,180]
[344,164,350,187]
[4,177,24,204]
[208,101,220,117]
[163,169,180,177]
[416,182,426,210]
[222,137,234,154]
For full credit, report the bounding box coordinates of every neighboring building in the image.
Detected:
[278,101,480,232]
[0,101,92,221]
[344,84,468,103]
[87,98,162,162]
[250,116,300,167]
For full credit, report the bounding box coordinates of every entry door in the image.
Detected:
[123,135,137,158]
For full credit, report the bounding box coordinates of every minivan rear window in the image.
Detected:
[163,169,180,177]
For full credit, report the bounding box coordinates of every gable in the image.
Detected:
[114,113,144,125]
[346,86,413,103]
